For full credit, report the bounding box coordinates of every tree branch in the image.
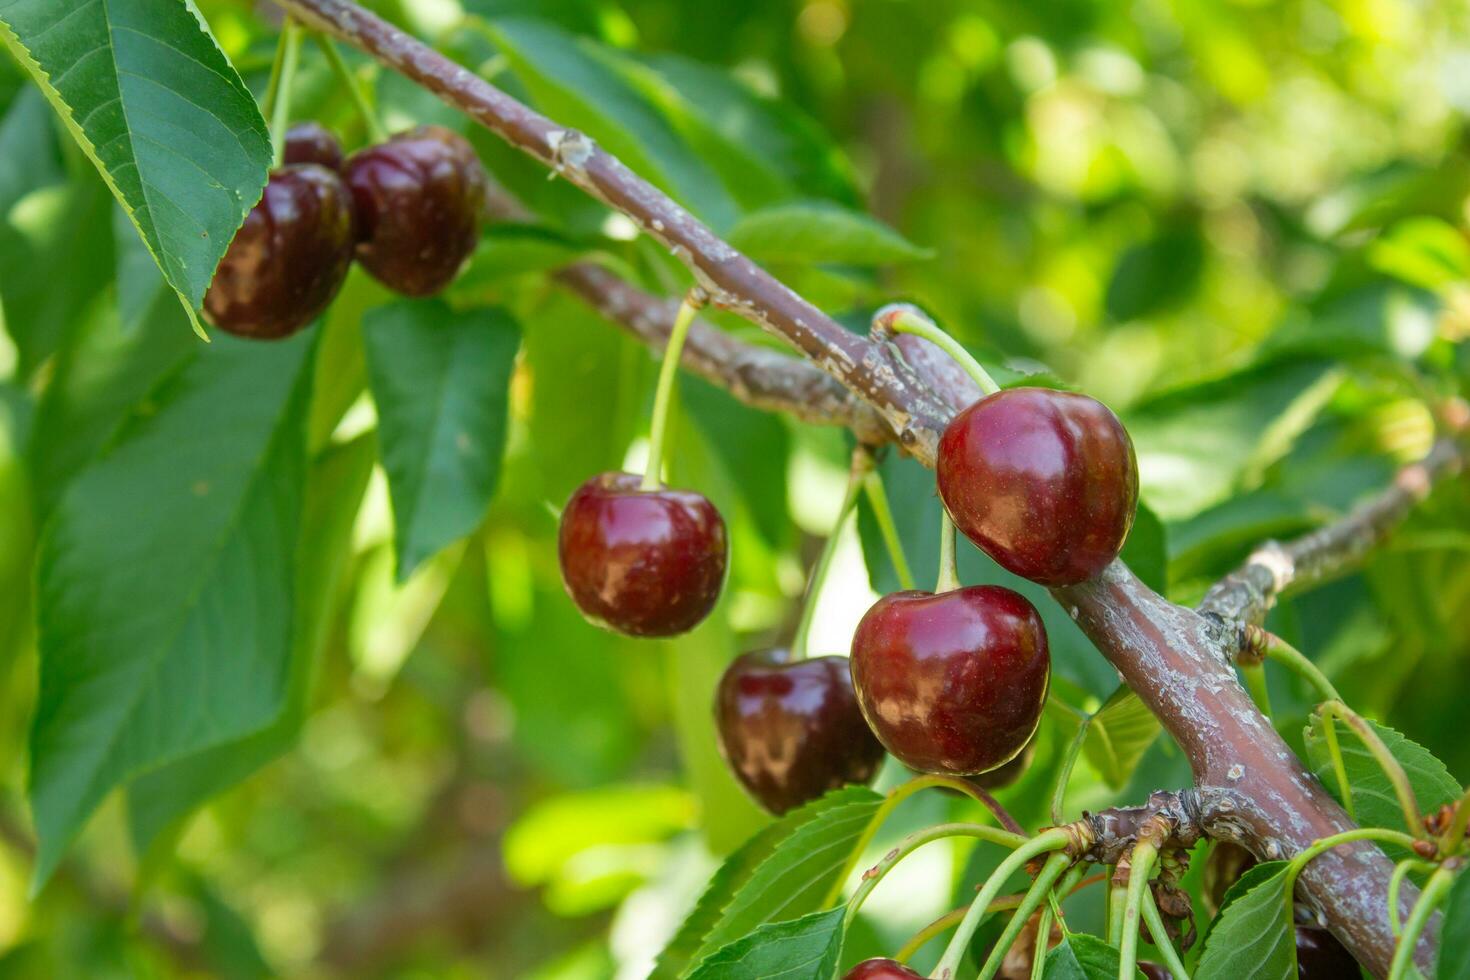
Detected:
[269,1,1460,972]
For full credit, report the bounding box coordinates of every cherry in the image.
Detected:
[557,472,727,637]
[714,649,885,814]
[968,737,1034,790]
[1139,964,1173,980]
[1295,925,1359,978]
[283,121,344,171]
[343,125,487,296]
[842,959,922,980]
[936,387,1138,587]
[849,586,1049,775]
[203,164,355,340]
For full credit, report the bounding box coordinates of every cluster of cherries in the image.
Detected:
[557,354,1140,805]
[203,121,487,339]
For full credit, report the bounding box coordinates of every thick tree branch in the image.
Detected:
[270,1,1459,972]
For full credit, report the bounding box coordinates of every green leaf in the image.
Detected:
[727,200,931,266]
[455,224,589,286]
[1195,861,1293,980]
[686,906,845,980]
[1043,933,1133,979]
[482,17,739,230]
[1105,224,1205,322]
[1437,868,1470,980]
[363,301,521,579]
[0,0,272,316]
[1083,686,1162,790]
[126,432,376,853]
[680,375,792,547]
[29,331,316,885]
[1303,716,1461,836]
[1368,217,1470,290]
[653,786,880,979]
[0,85,61,216]
[505,784,696,886]
[1119,500,1167,596]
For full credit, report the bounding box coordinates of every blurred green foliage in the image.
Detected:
[0,0,1467,976]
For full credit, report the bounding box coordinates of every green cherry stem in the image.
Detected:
[875,305,1001,397]
[977,851,1073,980]
[863,469,917,590]
[936,510,961,593]
[1140,886,1191,980]
[844,822,1029,925]
[314,34,388,143]
[1243,626,1341,703]
[1282,827,1421,925]
[641,290,706,491]
[1441,785,1470,853]
[1117,839,1159,980]
[1387,858,1437,935]
[1105,882,1127,946]
[929,828,1072,979]
[1030,902,1054,980]
[267,20,302,168]
[895,901,1021,964]
[822,774,1022,908]
[1386,864,1454,980]
[791,449,870,662]
[1313,700,1427,839]
[1240,663,1273,718]
[1050,711,1092,825]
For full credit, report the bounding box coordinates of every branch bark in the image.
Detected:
[270,0,1464,972]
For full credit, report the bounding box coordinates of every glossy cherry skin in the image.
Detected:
[849,586,1049,775]
[1296,925,1359,978]
[936,387,1138,586]
[1138,964,1173,980]
[842,959,923,980]
[203,164,354,340]
[283,121,344,171]
[558,472,727,637]
[715,649,885,814]
[343,125,487,296]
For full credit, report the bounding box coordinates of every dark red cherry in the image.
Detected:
[283,121,344,171]
[968,737,1034,790]
[714,650,885,814]
[936,387,1138,586]
[1296,925,1359,978]
[343,125,487,296]
[203,164,354,340]
[849,586,1049,775]
[1139,964,1173,980]
[558,472,727,637]
[842,959,923,980]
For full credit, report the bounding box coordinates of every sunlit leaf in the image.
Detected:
[1303,716,1460,836]
[686,906,845,980]
[1195,861,1293,980]
[727,200,931,266]
[1083,686,1161,790]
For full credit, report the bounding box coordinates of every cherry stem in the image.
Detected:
[1105,882,1127,945]
[641,290,705,490]
[976,851,1072,980]
[1240,663,1273,718]
[1117,839,1159,980]
[1030,902,1053,980]
[791,449,870,662]
[1283,826,1421,914]
[929,828,1072,979]
[822,774,1021,908]
[1244,627,1342,703]
[843,822,1029,926]
[895,900,1020,964]
[863,469,916,591]
[1387,865,1454,980]
[1441,785,1470,853]
[1140,886,1190,980]
[314,34,387,143]
[1313,700,1427,839]
[1050,706,1091,825]
[876,305,1001,397]
[266,20,302,169]
[936,510,961,593]
[1388,858,1437,935]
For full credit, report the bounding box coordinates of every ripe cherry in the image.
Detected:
[842,959,922,980]
[343,125,487,296]
[283,121,344,171]
[1295,925,1359,978]
[715,649,884,814]
[849,586,1049,775]
[203,164,354,340]
[1139,964,1173,980]
[936,387,1138,586]
[558,472,727,637]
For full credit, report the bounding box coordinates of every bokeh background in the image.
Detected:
[2,0,1469,975]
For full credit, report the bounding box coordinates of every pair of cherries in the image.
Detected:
[559,374,1138,813]
[204,121,488,339]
